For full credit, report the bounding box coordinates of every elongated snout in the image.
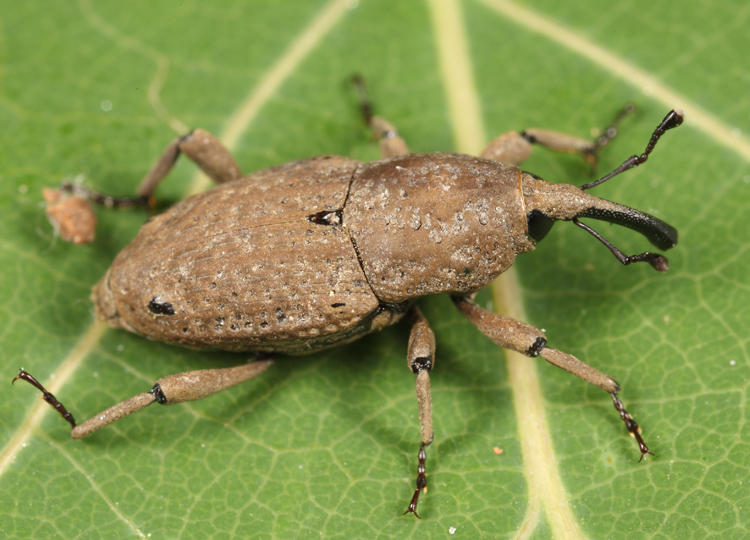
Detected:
[577,204,677,250]
[522,175,677,250]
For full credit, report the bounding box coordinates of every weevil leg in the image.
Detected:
[479,131,534,166]
[137,129,243,195]
[60,129,242,209]
[351,74,409,158]
[13,360,272,438]
[369,116,410,158]
[403,307,436,518]
[452,295,653,460]
[480,104,635,168]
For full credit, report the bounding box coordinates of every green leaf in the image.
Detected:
[1,1,747,538]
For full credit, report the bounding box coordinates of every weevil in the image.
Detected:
[15,78,683,517]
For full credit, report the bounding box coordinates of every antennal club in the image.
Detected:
[581,109,684,190]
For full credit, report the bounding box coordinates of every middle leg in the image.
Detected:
[351,74,410,158]
[403,307,436,518]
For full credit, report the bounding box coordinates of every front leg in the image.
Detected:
[452,295,652,459]
[481,104,635,167]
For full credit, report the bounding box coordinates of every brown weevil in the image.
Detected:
[16,78,683,517]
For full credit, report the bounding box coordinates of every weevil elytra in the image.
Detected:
[16,78,683,517]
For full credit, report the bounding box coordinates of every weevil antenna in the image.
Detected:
[573,218,670,271]
[581,109,683,190]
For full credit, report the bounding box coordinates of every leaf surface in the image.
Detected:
[1,1,747,538]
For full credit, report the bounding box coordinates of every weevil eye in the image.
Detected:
[527,209,554,242]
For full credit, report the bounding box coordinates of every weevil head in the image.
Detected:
[521,173,678,251]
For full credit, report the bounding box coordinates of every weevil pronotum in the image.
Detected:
[15,77,683,517]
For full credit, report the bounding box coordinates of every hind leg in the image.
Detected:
[13,360,272,438]
[61,129,243,208]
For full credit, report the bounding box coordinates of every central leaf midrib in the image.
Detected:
[427,0,585,537]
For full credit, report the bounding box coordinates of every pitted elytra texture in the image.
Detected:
[94,156,385,354]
